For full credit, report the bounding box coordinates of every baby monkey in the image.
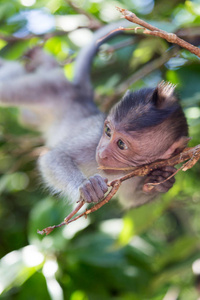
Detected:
[78,82,188,206]
[0,22,188,207]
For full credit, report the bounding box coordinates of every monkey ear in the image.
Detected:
[152,81,177,108]
[159,136,191,159]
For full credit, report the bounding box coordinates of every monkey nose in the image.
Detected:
[98,149,108,160]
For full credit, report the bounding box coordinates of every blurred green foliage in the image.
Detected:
[0,0,200,299]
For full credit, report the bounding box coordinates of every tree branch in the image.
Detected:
[116,7,200,58]
[38,145,200,235]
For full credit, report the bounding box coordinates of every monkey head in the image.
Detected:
[96,82,189,171]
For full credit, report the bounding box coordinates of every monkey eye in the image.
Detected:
[117,139,127,150]
[105,125,111,138]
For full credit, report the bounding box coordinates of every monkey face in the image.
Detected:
[96,118,145,171]
[96,82,190,172]
[96,117,189,172]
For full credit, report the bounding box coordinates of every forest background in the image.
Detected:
[0,0,200,299]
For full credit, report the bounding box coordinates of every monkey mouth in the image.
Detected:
[97,164,130,176]
[96,153,132,173]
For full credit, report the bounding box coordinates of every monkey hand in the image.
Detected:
[143,166,176,194]
[79,174,108,203]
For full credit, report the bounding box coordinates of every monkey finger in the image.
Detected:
[150,165,176,177]
[95,174,108,194]
[160,166,177,173]
[80,181,99,203]
[155,174,175,184]
[143,183,157,193]
[89,177,105,199]
[154,177,176,192]
[156,173,175,184]
[146,173,175,185]
[144,177,174,193]
[144,175,157,184]
[150,170,173,178]
[159,179,174,188]
[79,186,92,203]
[149,170,164,177]
[154,184,171,193]
[167,176,175,184]
[145,175,164,184]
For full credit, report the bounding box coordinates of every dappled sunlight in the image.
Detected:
[20,0,36,7]
[192,259,200,275]
[43,259,58,277]
[43,259,64,300]
[22,245,44,267]
[0,245,44,295]
[185,107,200,119]
[99,218,123,238]
[56,15,89,32]
[45,278,64,300]
[130,236,155,256]
[68,29,94,47]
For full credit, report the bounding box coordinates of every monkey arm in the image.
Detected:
[38,149,109,203]
[0,48,75,107]
[38,148,87,202]
[0,68,73,106]
[0,47,59,82]
[0,59,26,81]
[38,115,108,203]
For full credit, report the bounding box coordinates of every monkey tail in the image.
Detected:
[73,20,130,95]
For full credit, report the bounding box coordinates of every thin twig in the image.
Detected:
[116,7,200,58]
[64,201,85,222]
